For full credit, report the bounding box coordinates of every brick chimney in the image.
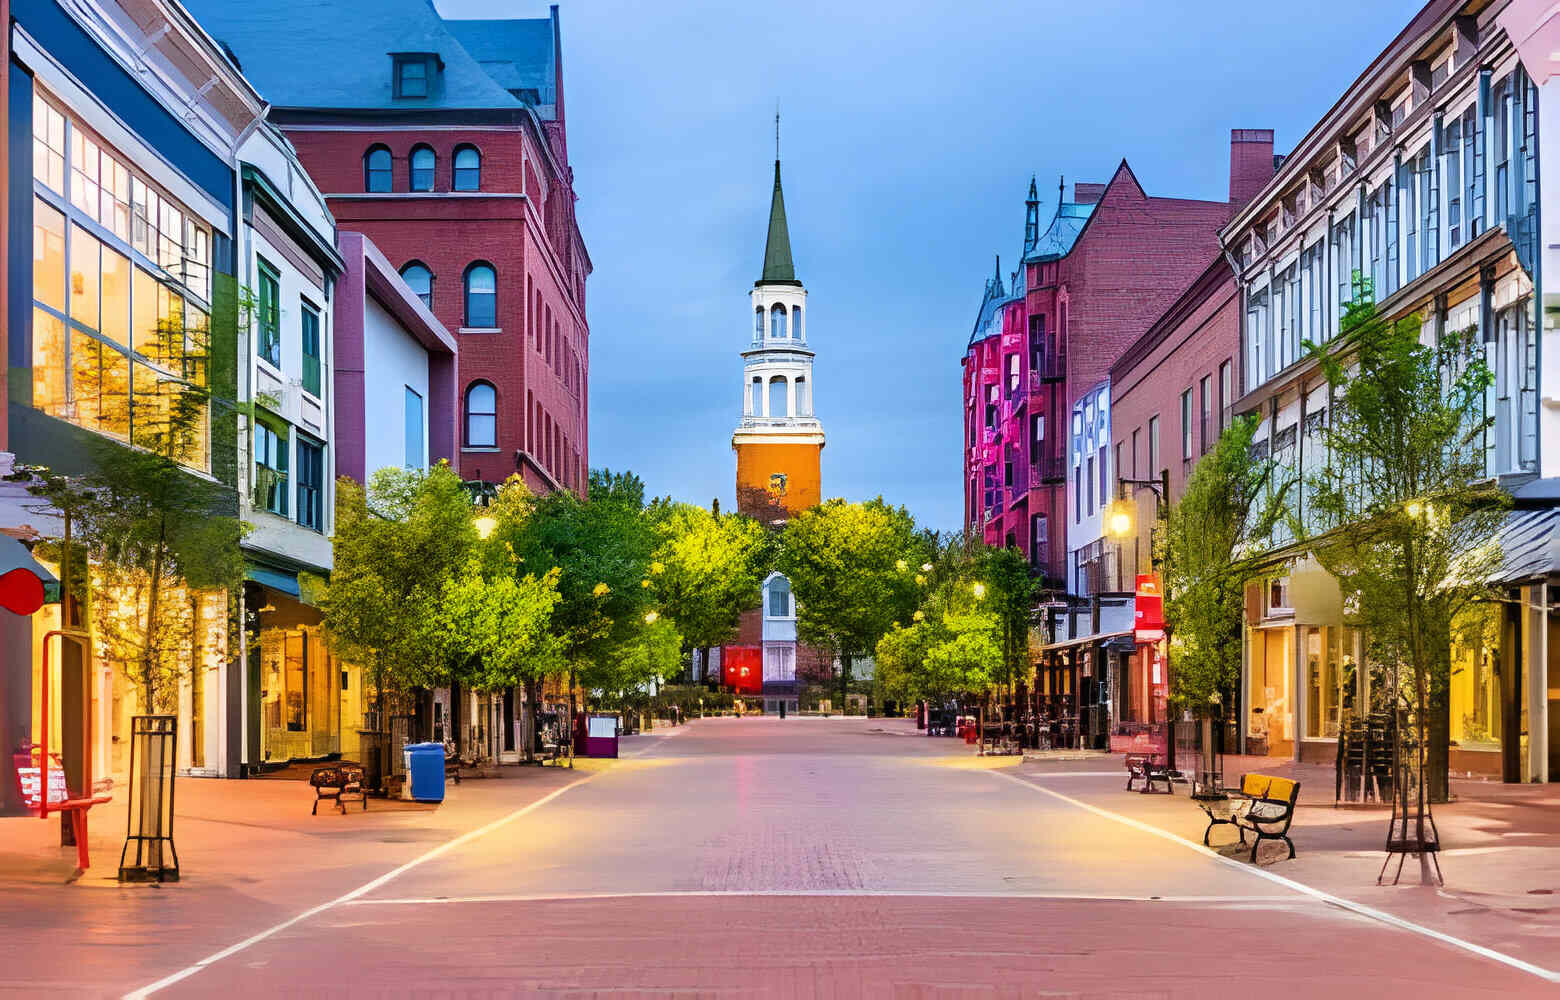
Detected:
[1228,129,1276,206]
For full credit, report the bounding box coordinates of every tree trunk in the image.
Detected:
[142,528,169,713]
[839,652,852,713]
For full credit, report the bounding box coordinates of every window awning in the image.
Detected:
[245,565,300,598]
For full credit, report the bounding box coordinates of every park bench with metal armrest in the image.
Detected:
[309,764,367,814]
[1199,773,1300,861]
[1125,752,1177,794]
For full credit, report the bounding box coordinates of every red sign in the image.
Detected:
[1134,573,1165,643]
[721,645,763,694]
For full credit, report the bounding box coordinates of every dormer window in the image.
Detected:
[393,53,439,99]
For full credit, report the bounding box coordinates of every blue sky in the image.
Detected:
[435,0,1419,531]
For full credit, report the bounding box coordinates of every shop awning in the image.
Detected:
[0,535,57,615]
[1037,629,1132,655]
[1482,506,1560,586]
[245,565,300,597]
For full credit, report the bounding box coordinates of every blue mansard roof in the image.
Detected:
[1024,200,1096,263]
[182,0,557,115]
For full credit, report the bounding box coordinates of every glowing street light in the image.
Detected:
[644,610,659,625]
[474,515,497,540]
[972,581,987,600]
[1107,500,1133,539]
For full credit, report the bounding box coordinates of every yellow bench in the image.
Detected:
[1230,773,1300,862]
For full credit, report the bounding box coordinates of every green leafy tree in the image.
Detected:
[778,498,928,707]
[1305,287,1504,805]
[972,543,1038,700]
[511,469,656,713]
[1163,414,1284,714]
[876,580,1000,707]
[27,374,243,714]
[310,463,476,736]
[645,501,770,657]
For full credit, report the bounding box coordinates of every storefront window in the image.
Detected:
[1450,634,1501,750]
[31,92,211,470]
[1247,626,1293,751]
[1302,627,1362,739]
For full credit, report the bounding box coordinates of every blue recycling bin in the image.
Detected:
[403,742,446,802]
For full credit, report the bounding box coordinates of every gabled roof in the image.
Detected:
[182,0,549,113]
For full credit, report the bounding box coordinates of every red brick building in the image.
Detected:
[964,133,1274,592]
[188,1,589,493]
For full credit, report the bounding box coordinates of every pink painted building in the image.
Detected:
[961,132,1275,747]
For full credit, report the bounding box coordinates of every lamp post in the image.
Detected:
[1108,471,1173,770]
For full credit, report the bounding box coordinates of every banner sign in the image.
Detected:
[721,646,763,694]
[1134,573,1165,643]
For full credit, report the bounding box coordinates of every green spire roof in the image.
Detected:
[758,160,801,286]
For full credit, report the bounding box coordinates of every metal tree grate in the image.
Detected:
[119,715,179,883]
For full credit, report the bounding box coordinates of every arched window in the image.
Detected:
[453,145,481,191]
[409,146,435,191]
[768,375,788,418]
[750,376,761,415]
[767,576,792,617]
[754,306,764,341]
[400,262,433,309]
[465,382,497,447]
[792,305,803,340]
[364,146,392,192]
[795,376,808,415]
[769,303,787,339]
[464,263,496,328]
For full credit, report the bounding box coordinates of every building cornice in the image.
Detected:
[1224,0,1515,245]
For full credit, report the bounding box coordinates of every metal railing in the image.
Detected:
[1031,454,1066,484]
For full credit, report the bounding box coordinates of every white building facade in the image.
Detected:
[1222,0,1555,780]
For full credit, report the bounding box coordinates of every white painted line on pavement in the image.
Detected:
[122,775,598,1000]
[989,769,1560,984]
[344,890,1303,905]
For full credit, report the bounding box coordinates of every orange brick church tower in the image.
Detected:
[725,149,826,713]
[732,157,824,515]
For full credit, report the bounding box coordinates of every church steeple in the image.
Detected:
[759,160,798,286]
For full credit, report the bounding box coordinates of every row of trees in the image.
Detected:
[313,465,774,759]
[1163,284,1504,806]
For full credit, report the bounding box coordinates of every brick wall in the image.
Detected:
[1109,259,1240,502]
[283,125,588,493]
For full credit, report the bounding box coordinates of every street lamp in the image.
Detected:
[644,610,659,625]
[972,581,987,600]
[474,515,497,540]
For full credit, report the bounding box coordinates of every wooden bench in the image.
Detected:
[309,764,367,814]
[1200,773,1300,861]
[1125,753,1175,794]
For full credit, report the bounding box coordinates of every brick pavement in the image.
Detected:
[5,719,1557,998]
